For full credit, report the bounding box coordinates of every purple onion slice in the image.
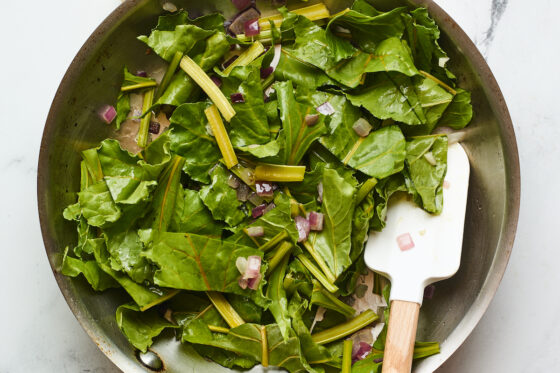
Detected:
[295,216,310,242]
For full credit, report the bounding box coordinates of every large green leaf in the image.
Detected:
[168,102,221,183]
[346,72,426,125]
[405,135,448,213]
[275,80,327,165]
[350,191,375,262]
[307,168,356,278]
[138,24,214,62]
[60,246,118,291]
[142,232,268,306]
[370,174,407,231]
[199,165,246,227]
[116,303,177,352]
[274,48,334,89]
[64,181,121,227]
[437,88,473,129]
[413,76,454,133]
[170,188,223,237]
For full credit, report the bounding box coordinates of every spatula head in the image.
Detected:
[364,143,470,304]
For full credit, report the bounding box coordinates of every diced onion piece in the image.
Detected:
[396,233,415,251]
[252,203,267,218]
[352,118,372,137]
[317,182,323,203]
[231,0,253,11]
[99,105,116,124]
[270,44,282,70]
[255,181,275,197]
[244,18,260,37]
[317,101,335,115]
[230,92,245,103]
[211,75,222,87]
[295,216,310,242]
[305,114,320,127]
[255,164,305,182]
[245,255,262,278]
[136,70,148,77]
[246,226,264,237]
[228,174,241,189]
[181,56,236,121]
[148,122,160,134]
[223,41,265,75]
[352,342,372,363]
[424,151,437,166]
[308,211,324,231]
[238,276,248,289]
[247,274,262,290]
[236,256,248,275]
[204,105,238,168]
[260,66,274,79]
[162,2,177,12]
[229,7,261,35]
[424,284,436,300]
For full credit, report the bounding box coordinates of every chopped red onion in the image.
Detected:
[270,44,282,70]
[228,174,241,189]
[255,181,275,197]
[231,0,253,11]
[228,7,260,35]
[211,75,222,87]
[136,70,148,77]
[304,114,320,127]
[162,2,177,12]
[247,273,262,290]
[245,255,262,278]
[236,183,250,201]
[352,118,372,137]
[222,55,239,70]
[263,202,276,215]
[317,101,335,115]
[99,105,117,124]
[317,182,323,203]
[423,151,437,166]
[308,211,324,231]
[148,121,160,134]
[238,276,248,289]
[248,192,264,206]
[246,226,264,237]
[373,358,383,364]
[396,233,415,251]
[295,216,310,242]
[236,256,248,275]
[231,92,245,103]
[252,203,267,218]
[352,341,372,363]
[424,284,436,300]
[244,18,260,37]
[260,66,274,79]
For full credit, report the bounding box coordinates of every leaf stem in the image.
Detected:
[236,30,273,44]
[121,81,158,92]
[266,241,293,274]
[418,70,457,95]
[311,310,378,345]
[259,3,331,31]
[155,51,183,100]
[297,255,338,294]
[259,231,289,252]
[356,177,378,205]
[137,88,155,148]
[302,241,337,285]
[180,56,236,121]
[260,325,269,367]
[206,291,245,328]
[223,41,265,76]
[205,105,238,169]
[342,339,353,373]
[254,164,306,182]
[208,325,230,334]
[312,282,356,318]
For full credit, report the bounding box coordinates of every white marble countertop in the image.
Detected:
[1,0,558,372]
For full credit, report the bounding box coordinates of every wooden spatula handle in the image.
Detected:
[381,300,421,373]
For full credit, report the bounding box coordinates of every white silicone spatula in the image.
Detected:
[364,143,470,373]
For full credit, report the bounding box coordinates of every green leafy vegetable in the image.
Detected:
[199,165,246,226]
